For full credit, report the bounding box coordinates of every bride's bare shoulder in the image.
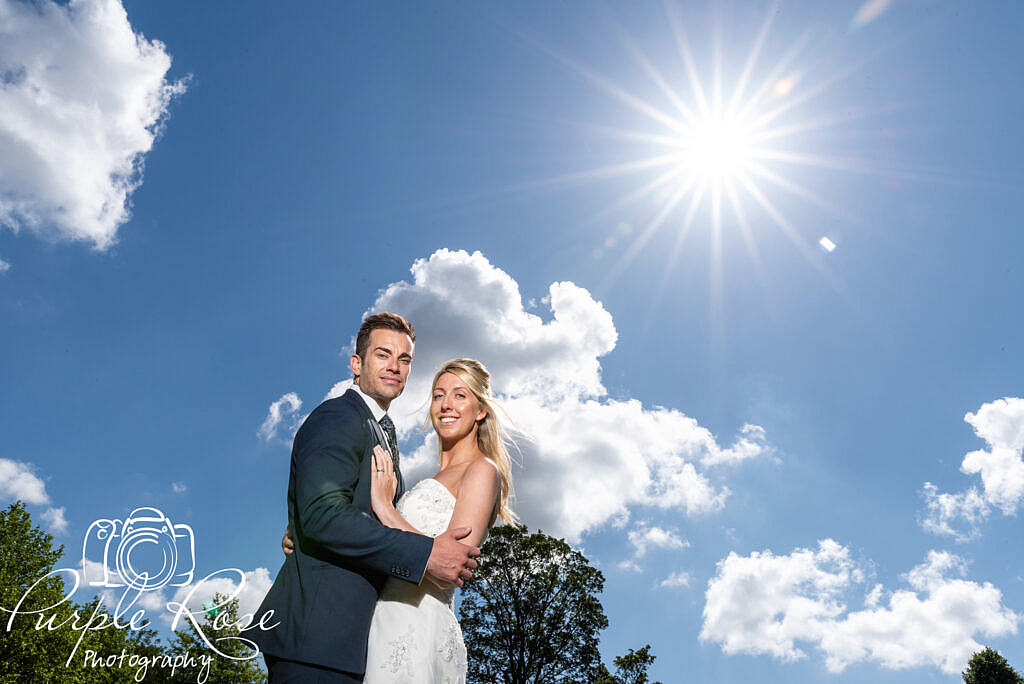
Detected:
[455,456,501,498]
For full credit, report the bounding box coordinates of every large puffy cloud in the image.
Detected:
[701,541,1020,675]
[0,457,68,533]
[0,0,186,249]
[269,249,771,542]
[921,398,1024,541]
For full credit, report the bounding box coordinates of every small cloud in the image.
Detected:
[864,583,884,608]
[79,557,123,587]
[628,522,688,559]
[0,258,9,273]
[618,559,642,573]
[819,237,837,252]
[657,571,692,589]
[41,506,68,534]
[171,482,187,494]
[0,458,50,504]
[259,392,303,441]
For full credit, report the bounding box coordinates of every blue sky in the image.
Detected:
[2,1,1024,681]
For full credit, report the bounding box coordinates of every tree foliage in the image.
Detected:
[963,647,1024,684]
[459,524,608,683]
[595,644,662,684]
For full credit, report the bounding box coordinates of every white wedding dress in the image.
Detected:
[364,477,468,683]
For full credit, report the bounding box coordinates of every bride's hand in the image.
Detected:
[370,444,398,514]
[281,528,294,556]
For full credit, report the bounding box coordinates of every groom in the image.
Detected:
[252,312,480,682]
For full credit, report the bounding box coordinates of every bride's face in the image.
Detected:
[431,372,486,442]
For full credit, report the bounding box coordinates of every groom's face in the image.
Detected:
[350,328,414,407]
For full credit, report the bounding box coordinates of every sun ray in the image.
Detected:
[507,154,680,193]
[744,160,848,219]
[726,2,779,117]
[664,0,713,119]
[643,178,708,329]
[617,28,702,128]
[588,165,688,222]
[735,169,847,295]
[601,176,696,294]
[526,34,688,134]
[723,176,770,290]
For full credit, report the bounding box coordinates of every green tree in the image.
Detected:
[594,645,663,684]
[164,592,266,683]
[459,524,608,683]
[0,500,165,684]
[0,500,74,683]
[963,647,1024,684]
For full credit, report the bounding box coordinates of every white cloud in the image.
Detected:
[618,559,642,573]
[701,541,1020,675]
[0,457,68,533]
[284,249,772,542]
[0,0,186,249]
[79,557,125,591]
[921,398,1024,540]
[171,481,187,494]
[0,257,9,273]
[41,506,68,534]
[657,570,692,589]
[627,522,688,559]
[920,483,988,542]
[0,457,50,504]
[259,392,303,441]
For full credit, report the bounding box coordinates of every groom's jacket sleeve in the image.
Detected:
[291,406,433,584]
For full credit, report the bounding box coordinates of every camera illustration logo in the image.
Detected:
[83,507,195,591]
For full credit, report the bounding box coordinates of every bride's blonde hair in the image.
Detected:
[430,358,517,524]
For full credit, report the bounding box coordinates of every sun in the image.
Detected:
[526,2,870,302]
[677,112,757,185]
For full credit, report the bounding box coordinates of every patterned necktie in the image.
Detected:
[379,414,399,465]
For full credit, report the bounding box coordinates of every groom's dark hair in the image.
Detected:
[355,312,416,361]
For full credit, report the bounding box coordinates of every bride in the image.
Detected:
[362,357,516,683]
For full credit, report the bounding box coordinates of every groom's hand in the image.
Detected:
[425,526,480,589]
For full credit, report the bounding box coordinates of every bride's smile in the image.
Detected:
[431,372,486,448]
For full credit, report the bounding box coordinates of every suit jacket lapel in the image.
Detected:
[343,389,405,502]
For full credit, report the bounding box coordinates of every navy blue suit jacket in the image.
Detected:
[252,389,434,674]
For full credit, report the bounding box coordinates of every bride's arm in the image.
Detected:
[370,445,423,535]
[371,448,500,548]
[445,459,500,548]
